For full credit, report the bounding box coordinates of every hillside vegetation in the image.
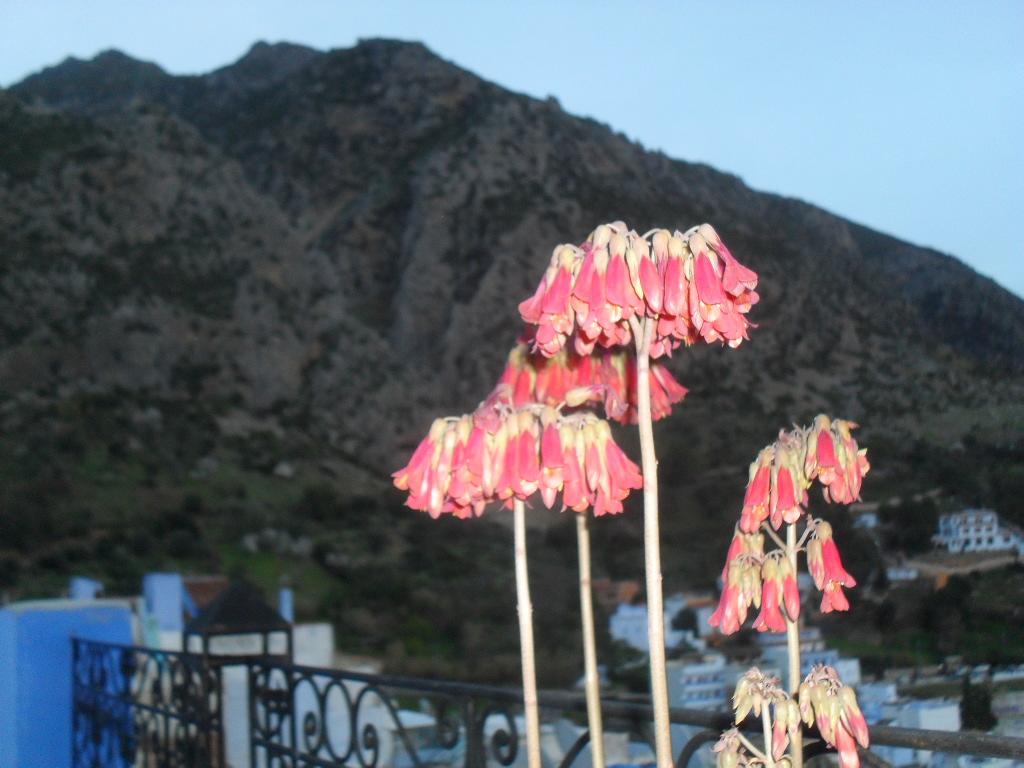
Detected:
[2,40,1022,682]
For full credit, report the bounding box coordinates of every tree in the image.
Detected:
[880,498,939,554]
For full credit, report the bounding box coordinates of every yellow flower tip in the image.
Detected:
[592,224,613,248]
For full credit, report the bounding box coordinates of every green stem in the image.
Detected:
[514,499,542,768]
[738,732,767,761]
[786,522,803,768]
[577,512,605,768]
[634,318,673,768]
[762,708,776,768]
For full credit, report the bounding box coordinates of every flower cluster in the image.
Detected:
[518,222,758,358]
[709,530,800,634]
[740,416,870,533]
[807,521,857,612]
[711,415,871,633]
[754,553,801,633]
[732,669,802,761]
[716,667,868,768]
[494,341,688,424]
[392,403,642,519]
[798,665,869,768]
[709,529,762,634]
[712,729,751,768]
[804,415,870,505]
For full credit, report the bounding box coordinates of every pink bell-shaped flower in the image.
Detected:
[519,222,758,358]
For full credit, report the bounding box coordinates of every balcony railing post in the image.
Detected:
[289,666,299,768]
[464,696,485,768]
[248,662,258,768]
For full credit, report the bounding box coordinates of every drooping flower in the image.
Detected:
[740,416,871,536]
[712,534,806,634]
[393,401,642,520]
[771,697,802,761]
[769,433,809,530]
[779,554,801,622]
[715,415,870,634]
[740,446,774,533]
[570,225,637,355]
[712,729,745,768]
[720,527,764,581]
[732,669,801,761]
[583,419,645,516]
[753,552,801,631]
[753,556,788,633]
[519,245,578,356]
[709,540,764,635]
[806,520,857,613]
[492,340,687,425]
[520,222,758,359]
[683,225,760,349]
[798,666,869,768]
[839,685,870,749]
[736,411,873,558]
[739,426,814,534]
[392,417,461,519]
[804,415,870,505]
[819,580,851,613]
[732,667,785,724]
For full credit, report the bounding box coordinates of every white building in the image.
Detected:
[873,698,961,768]
[609,603,652,651]
[933,509,1021,554]
[692,604,717,638]
[992,689,1024,739]
[856,681,898,724]
[609,593,704,652]
[758,644,862,688]
[666,654,745,768]
[854,511,879,529]
[666,654,739,712]
[752,628,861,687]
[886,566,920,582]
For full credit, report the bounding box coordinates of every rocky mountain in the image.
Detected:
[2,40,1022,677]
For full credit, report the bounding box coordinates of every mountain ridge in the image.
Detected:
[5,38,1022,463]
[1,40,1022,672]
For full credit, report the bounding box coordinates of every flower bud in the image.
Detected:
[785,699,801,736]
[564,386,598,408]
[591,224,612,248]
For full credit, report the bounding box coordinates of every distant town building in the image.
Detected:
[692,603,717,638]
[992,689,1024,740]
[609,603,653,652]
[666,654,739,711]
[933,509,1021,554]
[758,642,862,687]
[880,699,961,767]
[886,566,920,582]
[609,593,706,652]
[666,654,747,768]
[853,511,879,529]
[856,681,899,724]
[754,628,861,685]
[591,578,642,613]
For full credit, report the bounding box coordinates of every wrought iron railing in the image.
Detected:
[73,638,1024,768]
[72,639,224,767]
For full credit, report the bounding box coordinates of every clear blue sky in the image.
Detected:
[3,1,1022,297]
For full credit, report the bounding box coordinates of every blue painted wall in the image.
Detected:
[69,576,103,600]
[0,600,133,768]
[143,572,184,630]
[278,587,294,622]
